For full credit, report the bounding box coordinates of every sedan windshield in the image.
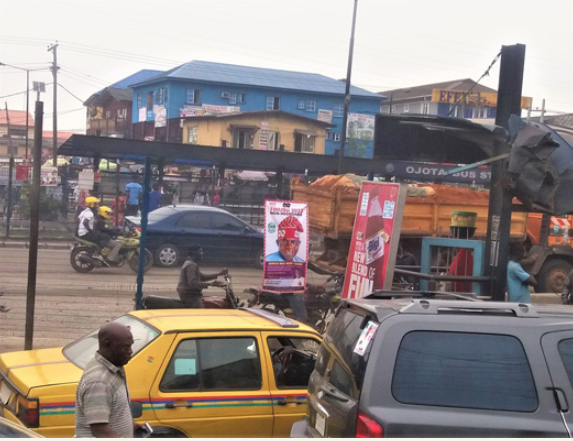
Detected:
[63,315,160,369]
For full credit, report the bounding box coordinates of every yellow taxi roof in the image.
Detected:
[129,308,319,334]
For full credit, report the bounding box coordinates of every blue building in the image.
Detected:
[130,61,383,158]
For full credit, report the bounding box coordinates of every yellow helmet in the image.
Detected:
[85,196,100,208]
[97,206,112,220]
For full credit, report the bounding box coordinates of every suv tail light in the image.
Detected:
[17,395,40,428]
[356,411,383,438]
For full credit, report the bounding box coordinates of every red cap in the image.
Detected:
[278,215,304,240]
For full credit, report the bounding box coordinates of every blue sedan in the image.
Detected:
[126,205,264,268]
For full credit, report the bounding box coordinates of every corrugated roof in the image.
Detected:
[378,78,498,100]
[531,114,573,130]
[112,69,164,89]
[132,60,382,99]
[0,110,34,127]
[182,110,333,127]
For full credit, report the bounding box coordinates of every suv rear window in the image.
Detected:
[392,331,538,412]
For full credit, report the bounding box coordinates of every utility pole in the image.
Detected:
[48,42,59,166]
[4,104,15,239]
[484,43,526,301]
[337,0,358,174]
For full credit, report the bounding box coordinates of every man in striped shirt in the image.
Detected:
[75,322,144,437]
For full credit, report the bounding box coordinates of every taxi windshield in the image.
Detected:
[63,315,160,369]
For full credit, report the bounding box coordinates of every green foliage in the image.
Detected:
[17,184,64,221]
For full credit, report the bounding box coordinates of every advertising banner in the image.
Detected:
[40,166,59,187]
[16,165,30,181]
[263,200,308,293]
[431,89,532,110]
[342,182,407,298]
[347,113,375,141]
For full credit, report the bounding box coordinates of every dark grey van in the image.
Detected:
[292,295,573,437]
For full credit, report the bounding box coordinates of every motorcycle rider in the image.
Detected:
[93,206,122,264]
[177,245,227,308]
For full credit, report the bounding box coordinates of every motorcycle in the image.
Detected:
[70,223,154,274]
[142,272,243,309]
[245,268,344,334]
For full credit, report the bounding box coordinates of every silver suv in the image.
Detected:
[292,294,573,437]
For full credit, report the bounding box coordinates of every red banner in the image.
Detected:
[16,165,30,181]
[342,182,407,298]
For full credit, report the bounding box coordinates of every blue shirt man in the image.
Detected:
[125,178,142,216]
[507,242,536,303]
[149,184,162,212]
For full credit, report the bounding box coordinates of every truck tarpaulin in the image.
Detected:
[263,200,309,293]
[342,182,407,298]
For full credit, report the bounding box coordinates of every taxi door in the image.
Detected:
[261,332,322,437]
[149,331,273,438]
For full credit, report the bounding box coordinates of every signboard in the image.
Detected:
[16,165,30,181]
[154,105,167,128]
[259,121,269,150]
[78,170,95,190]
[263,200,309,293]
[138,107,147,122]
[180,104,240,117]
[347,113,375,141]
[381,161,491,185]
[431,89,533,110]
[318,109,333,123]
[342,182,407,298]
[40,166,59,187]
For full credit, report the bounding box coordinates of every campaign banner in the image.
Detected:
[342,182,407,298]
[263,200,308,293]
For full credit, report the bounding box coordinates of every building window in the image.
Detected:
[137,93,142,108]
[105,110,111,119]
[266,96,280,110]
[381,106,390,114]
[333,104,344,118]
[237,94,246,104]
[117,108,127,119]
[229,94,237,105]
[146,92,153,109]
[187,89,200,104]
[233,129,254,149]
[157,87,168,104]
[326,131,340,142]
[298,99,305,110]
[267,131,279,150]
[305,100,316,112]
[294,133,315,153]
[403,103,410,113]
[421,101,430,115]
[187,127,198,144]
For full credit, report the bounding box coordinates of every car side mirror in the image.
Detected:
[131,401,143,418]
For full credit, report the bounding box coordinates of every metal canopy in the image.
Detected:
[57,134,496,183]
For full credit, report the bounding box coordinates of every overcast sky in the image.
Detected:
[1,0,571,132]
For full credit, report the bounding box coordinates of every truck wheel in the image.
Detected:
[537,259,572,293]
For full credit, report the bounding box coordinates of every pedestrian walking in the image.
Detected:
[75,322,145,437]
[125,175,142,216]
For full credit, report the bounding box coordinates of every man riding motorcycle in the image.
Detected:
[76,197,120,264]
[94,206,122,263]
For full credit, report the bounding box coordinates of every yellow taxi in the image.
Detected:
[0,308,322,438]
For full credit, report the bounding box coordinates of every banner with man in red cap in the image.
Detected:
[263,200,309,292]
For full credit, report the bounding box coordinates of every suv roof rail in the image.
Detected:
[367,290,480,302]
[402,299,539,318]
[243,307,300,328]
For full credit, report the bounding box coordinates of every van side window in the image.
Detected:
[392,331,538,412]
[160,337,262,392]
[557,339,573,386]
[329,360,354,397]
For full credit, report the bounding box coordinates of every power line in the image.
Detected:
[447,50,502,117]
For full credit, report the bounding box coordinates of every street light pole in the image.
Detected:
[0,63,47,160]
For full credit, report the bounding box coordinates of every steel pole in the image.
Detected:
[337,0,358,174]
[135,159,151,309]
[24,100,43,350]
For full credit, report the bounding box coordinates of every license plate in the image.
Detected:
[315,413,326,437]
[0,382,11,405]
